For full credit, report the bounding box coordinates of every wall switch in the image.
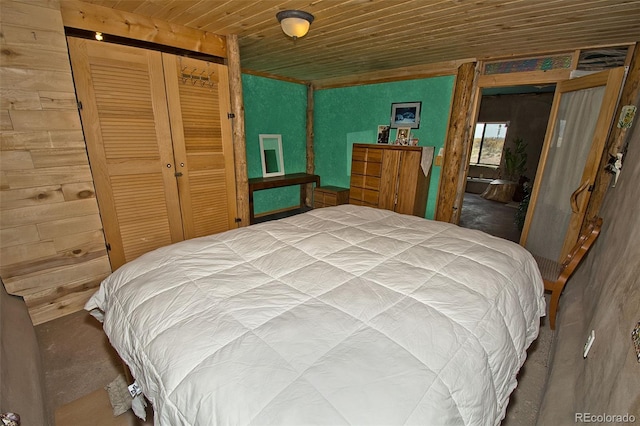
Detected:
[583,330,595,358]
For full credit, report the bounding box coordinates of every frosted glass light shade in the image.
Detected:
[276,10,314,39]
[280,18,310,38]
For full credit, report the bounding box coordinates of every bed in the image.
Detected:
[86,204,545,426]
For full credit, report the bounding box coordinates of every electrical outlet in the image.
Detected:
[583,330,595,358]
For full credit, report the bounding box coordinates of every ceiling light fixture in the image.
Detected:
[276,10,314,40]
[95,32,103,41]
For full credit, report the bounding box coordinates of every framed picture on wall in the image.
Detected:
[390,101,422,128]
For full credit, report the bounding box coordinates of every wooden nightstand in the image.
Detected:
[314,186,350,208]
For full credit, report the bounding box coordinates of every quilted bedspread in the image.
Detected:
[86,205,545,426]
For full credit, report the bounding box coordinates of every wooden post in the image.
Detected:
[584,44,640,226]
[305,83,315,207]
[435,62,478,223]
[226,34,250,227]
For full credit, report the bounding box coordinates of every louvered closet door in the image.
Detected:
[68,38,184,270]
[162,55,238,238]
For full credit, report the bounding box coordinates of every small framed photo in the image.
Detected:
[395,127,411,143]
[390,101,422,128]
[377,125,390,144]
[393,127,411,145]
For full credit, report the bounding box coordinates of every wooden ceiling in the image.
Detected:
[78,0,640,85]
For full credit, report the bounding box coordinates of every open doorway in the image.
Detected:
[459,86,555,242]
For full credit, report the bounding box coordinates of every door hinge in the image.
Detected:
[227,112,235,119]
[77,101,83,110]
[106,242,111,251]
[234,217,242,223]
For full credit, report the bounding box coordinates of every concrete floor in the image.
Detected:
[35,310,124,416]
[459,193,522,243]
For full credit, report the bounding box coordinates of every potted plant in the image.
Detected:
[515,181,531,231]
[502,137,529,202]
[503,137,527,182]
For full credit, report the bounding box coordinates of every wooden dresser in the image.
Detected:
[314,186,350,208]
[349,144,433,217]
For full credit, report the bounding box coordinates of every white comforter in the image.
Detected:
[86,205,545,426]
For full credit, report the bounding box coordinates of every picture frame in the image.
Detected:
[390,101,422,128]
[395,127,411,143]
[377,125,390,144]
[259,134,285,177]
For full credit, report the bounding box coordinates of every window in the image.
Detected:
[469,122,508,166]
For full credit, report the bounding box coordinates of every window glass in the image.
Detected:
[470,122,508,166]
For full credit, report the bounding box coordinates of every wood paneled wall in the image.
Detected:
[0,0,111,324]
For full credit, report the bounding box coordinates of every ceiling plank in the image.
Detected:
[75,0,640,82]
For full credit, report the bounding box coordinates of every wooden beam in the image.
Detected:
[477,69,571,88]
[241,68,309,86]
[312,59,471,90]
[226,34,249,227]
[435,62,478,223]
[585,43,640,224]
[305,83,315,207]
[60,0,227,58]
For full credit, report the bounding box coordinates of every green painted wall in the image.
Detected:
[242,74,455,219]
[243,74,308,214]
[314,76,455,219]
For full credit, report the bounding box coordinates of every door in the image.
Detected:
[68,38,237,270]
[521,68,625,262]
[162,54,238,238]
[68,38,184,269]
[379,148,401,211]
[395,148,426,216]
